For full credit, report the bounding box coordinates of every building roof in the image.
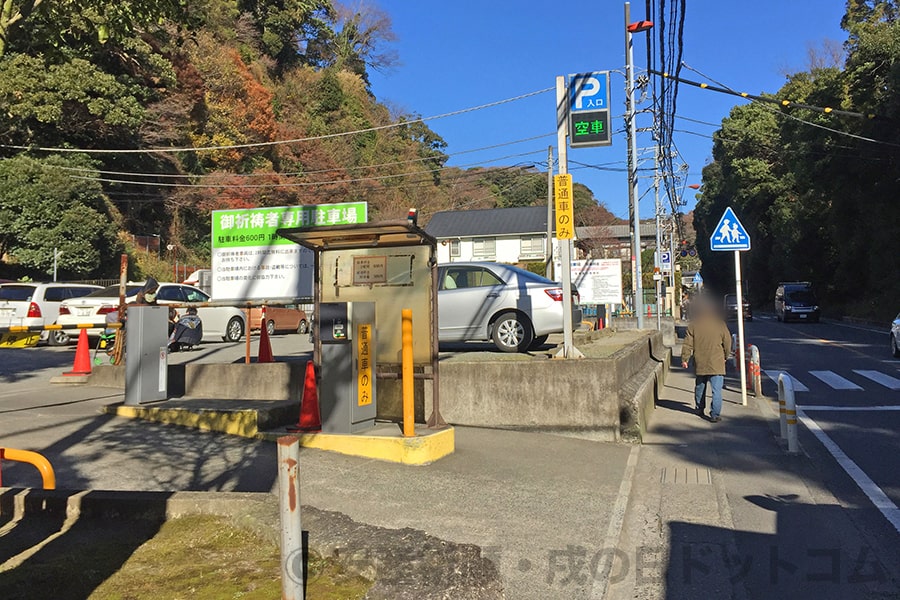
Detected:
[425,206,547,238]
[577,222,656,241]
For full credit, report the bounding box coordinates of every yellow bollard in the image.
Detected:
[1,447,56,489]
[402,309,415,437]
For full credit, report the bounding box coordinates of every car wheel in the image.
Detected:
[47,329,70,346]
[223,316,244,342]
[298,319,309,335]
[529,334,550,350]
[892,334,900,358]
[266,319,276,336]
[491,312,533,353]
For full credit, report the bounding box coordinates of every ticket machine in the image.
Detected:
[317,301,376,433]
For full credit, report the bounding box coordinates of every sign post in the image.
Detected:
[710,206,751,406]
[555,76,584,358]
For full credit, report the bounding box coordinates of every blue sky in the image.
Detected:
[368,0,848,220]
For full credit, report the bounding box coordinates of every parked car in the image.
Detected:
[724,293,752,321]
[244,305,309,336]
[58,282,246,342]
[437,262,582,352]
[891,311,900,358]
[775,282,820,323]
[0,282,102,345]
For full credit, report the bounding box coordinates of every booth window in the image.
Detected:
[449,239,460,257]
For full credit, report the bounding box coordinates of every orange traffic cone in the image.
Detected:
[63,329,92,376]
[257,308,274,363]
[287,361,321,432]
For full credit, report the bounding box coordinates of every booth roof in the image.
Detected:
[276,221,437,250]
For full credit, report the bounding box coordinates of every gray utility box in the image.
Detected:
[317,301,376,434]
[124,305,169,406]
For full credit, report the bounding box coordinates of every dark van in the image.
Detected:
[775,282,820,323]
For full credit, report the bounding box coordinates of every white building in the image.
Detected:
[425,206,560,265]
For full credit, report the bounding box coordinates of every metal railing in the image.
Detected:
[0,448,56,489]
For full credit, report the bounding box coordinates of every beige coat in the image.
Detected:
[681,315,732,375]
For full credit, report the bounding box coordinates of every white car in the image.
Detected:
[58,282,246,343]
[437,262,582,352]
[0,282,103,345]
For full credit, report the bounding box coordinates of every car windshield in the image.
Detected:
[0,285,36,301]
[786,289,817,303]
[86,285,145,297]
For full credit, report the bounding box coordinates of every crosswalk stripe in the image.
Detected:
[809,370,863,390]
[764,370,809,392]
[853,370,900,391]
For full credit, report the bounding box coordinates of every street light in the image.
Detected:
[625,2,653,327]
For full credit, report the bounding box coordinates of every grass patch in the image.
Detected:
[0,515,370,600]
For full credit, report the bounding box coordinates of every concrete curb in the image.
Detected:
[103,401,456,466]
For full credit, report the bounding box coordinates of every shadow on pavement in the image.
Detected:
[0,489,170,599]
[664,499,898,598]
[3,408,277,492]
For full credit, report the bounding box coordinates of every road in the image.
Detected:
[735,314,900,541]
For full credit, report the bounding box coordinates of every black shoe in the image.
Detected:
[709,416,721,423]
[695,407,706,417]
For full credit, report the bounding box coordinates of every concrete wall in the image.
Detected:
[437,331,669,442]
[609,316,676,347]
[89,332,670,442]
[90,362,307,402]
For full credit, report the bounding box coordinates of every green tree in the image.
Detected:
[0,54,146,148]
[0,155,123,277]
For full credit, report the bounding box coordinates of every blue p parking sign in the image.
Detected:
[569,72,612,148]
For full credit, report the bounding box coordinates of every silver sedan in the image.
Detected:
[438,262,582,352]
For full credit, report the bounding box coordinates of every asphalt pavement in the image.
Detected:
[3,320,900,599]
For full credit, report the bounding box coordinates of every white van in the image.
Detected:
[0,282,103,345]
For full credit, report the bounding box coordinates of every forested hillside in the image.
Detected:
[694,1,900,321]
[0,0,616,281]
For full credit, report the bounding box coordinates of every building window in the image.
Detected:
[520,235,546,258]
[449,239,460,257]
[472,237,496,258]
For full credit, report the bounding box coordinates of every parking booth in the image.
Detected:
[276,221,445,434]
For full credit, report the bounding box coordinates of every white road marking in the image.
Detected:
[800,405,900,411]
[591,445,640,600]
[853,370,900,391]
[764,370,809,392]
[809,370,863,390]
[798,410,900,534]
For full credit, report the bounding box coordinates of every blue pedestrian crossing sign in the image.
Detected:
[710,207,751,251]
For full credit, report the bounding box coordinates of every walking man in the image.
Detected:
[681,296,732,422]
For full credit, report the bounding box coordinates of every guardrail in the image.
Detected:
[777,373,800,454]
[0,447,56,489]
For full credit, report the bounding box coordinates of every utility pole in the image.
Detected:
[555,75,584,359]
[654,146,662,330]
[625,1,644,328]
[52,248,62,282]
[546,146,554,280]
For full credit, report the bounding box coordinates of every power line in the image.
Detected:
[42,132,556,180]
[657,63,876,120]
[72,150,546,189]
[677,62,900,149]
[0,87,554,156]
